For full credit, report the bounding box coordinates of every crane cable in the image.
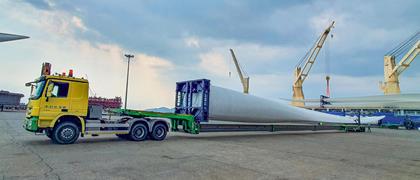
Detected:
[228,51,232,77]
[325,34,333,97]
[85,74,97,97]
[393,31,419,57]
[295,35,322,68]
[238,60,249,78]
[386,31,419,57]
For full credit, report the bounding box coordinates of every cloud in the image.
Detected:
[1,0,419,108]
[249,73,292,99]
[71,16,88,31]
[228,43,302,65]
[195,38,304,75]
[23,0,53,10]
[17,33,177,108]
[308,1,419,55]
[3,1,89,37]
[128,54,175,108]
[199,51,230,77]
[0,1,177,109]
[184,36,200,48]
[51,40,177,109]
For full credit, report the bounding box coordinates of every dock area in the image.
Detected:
[2,112,420,180]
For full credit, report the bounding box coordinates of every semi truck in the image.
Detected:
[24,64,198,144]
[24,63,367,144]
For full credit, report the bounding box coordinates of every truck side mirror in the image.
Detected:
[26,82,34,95]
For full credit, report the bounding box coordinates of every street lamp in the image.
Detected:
[124,54,134,110]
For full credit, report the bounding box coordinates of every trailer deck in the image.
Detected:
[114,108,367,134]
[200,123,367,132]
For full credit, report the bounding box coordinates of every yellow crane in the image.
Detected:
[229,49,250,94]
[381,31,420,95]
[292,21,335,107]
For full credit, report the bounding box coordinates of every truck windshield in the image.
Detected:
[30,80,45,100]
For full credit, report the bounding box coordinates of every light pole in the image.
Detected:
[124,54,134,110]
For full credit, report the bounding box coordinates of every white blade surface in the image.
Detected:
[209,86,383,124]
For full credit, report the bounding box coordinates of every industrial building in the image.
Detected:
[0,90,25,111]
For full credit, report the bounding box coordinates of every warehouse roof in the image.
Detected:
[0,90,24,97]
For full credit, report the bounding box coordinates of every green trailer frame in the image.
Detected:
[114,109,200,134]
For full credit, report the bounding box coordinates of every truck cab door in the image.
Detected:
[69,81,89,116]
[39,80,71,121]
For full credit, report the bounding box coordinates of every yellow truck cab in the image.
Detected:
[25,74,88,133]
[24,63,172,144]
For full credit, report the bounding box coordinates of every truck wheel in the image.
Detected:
[51,122,80,144]
[151,123,167,141]
[404,121,414,130]
[129,124,148,141]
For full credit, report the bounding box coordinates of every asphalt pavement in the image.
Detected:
[1,112,420,180]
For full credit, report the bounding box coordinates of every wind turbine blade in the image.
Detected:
[0,33,29,42]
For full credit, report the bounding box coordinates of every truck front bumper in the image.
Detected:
[24,116,39,132]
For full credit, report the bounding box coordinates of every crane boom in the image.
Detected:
[292,21,335,106]
[389,40,420,77]
[382,31,419,95]
[293,21,335,85]
[229,49,250,94]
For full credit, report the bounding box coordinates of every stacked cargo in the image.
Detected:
[88,96,122,109]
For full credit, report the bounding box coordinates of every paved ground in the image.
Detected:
[1,112,420,180]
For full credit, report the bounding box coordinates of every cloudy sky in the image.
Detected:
[0,0,419,109]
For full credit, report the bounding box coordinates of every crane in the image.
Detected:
[292,21,335,107]
[229,49,250,94]
[381,31,420,95]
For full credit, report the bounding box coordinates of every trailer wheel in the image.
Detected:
[151,123,167,141]
[51,122,80,144]
[129,123,148,141]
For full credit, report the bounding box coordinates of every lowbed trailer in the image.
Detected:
[199,123,366,132]
[119,109,366,134]
[23,63,366,144]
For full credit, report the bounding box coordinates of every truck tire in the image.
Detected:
[150,123,167,141]
[129,123,148,141]
[51,122,80,144]
[404,121,414,130]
